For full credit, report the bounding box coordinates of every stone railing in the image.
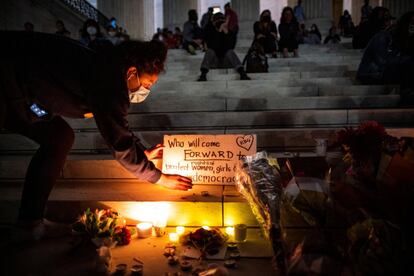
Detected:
[59,0,109,27]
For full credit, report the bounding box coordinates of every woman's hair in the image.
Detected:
[260,9,272,22]
[280,7,297,24]
[115,40,167,76]
[393,11,414,55]
[188,9,198,22]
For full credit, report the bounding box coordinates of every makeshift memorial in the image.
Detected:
[137,222,152,238]
[179,227,228,259]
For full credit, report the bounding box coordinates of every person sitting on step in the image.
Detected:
[254,9,278,58]
[278,7,300,58]
[183,9,204,55]
[198,12,250,81]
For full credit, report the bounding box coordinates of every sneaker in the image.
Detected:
[197,74,207,81]
[13,219,71,241]
[188,45,196,55]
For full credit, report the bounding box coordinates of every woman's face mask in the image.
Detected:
[86,26,97,36]
[127,70,157,103]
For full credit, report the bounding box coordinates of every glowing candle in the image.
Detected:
[225,226,235,236]
[137,222,152,239]
[202,226,210,230]
[169,232,179,242]
[176,226,185,235]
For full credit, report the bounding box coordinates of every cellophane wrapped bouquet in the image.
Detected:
[235,151,286,272]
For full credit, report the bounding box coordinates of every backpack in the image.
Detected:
[243,41,269,73]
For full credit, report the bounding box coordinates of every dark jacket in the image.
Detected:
[204,23,233,57]
[0,31,161,183]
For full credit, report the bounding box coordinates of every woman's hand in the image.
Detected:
[144,144,164,161]
[156,174,193,191]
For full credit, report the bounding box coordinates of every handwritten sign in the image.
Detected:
[162,134,256,185]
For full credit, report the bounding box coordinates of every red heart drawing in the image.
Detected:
[236,135,254,151]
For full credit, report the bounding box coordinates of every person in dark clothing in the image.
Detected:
[79,18,113,53]
[353,7,393,49]
[324,26,341,44]
[55,20,71,37]
[361,0,373,23]
[24,22,34,32]
[305,24,322,44]
[339,10,355,37]
[0,31,192,239]
[357,11,414,105]
[278,7,299,58]
[254,9,278,57]
[198,13,250,81]
[201,7,214,29]
[183,9,204,55]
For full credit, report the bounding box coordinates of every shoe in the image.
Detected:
[272,52,278,58]
[188,45,196,55]
[240,74,251,80]
[198,74,207,81]
[13,219,71,241]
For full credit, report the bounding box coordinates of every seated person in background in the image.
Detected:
[79,19,113,53]
[357,11,414,104]
[55,20,71,37]
[198,13,250,81]
[174,27,183,48]
[162,29,179,49]
[304,24,322,44]
[183,9,204,55]
[297,23,307,44]
[339,10,355,37]
[278,7,300,58]
[324,26,341,44]
[106,25,121,46]
[254,10,278,58]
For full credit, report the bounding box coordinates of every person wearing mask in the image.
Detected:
[278,7,300,58]
[183,9,204,55]
[224,2,239,49]
[293,0,306,24]
[324,26,341,44]
[361,0,373,23]
[197,13,250,81]
[106,25,120,46]
[304,24,322,44]
[0,31,193,239]
[80,19,113,53]
[254,10,278,58]
[357,11,414,105]
[201,7,214,29]
[24,22,34,32]
[55,20,71,37]
[339,10,355,37]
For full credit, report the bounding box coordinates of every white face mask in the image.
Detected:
[129,86,151,103]
[86,26,97,36]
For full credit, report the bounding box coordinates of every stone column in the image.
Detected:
[302,0,333,20]
[351,0,381,24]
[163,0,198,31]
[231,0,260,22]
[383,0,414,19]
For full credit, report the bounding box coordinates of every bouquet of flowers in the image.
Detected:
[72,208,130,247]
[180,227,228,257]
[235,152,286,273]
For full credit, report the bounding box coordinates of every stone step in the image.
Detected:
[161,70,356,81]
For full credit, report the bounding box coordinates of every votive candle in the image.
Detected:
[225,226,235,236]
[137,222,152,239]
[176,226,185,235]
[169,232,179,242]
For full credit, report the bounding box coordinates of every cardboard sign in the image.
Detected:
[162,134,257,185]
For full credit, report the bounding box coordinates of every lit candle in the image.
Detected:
[137,222,152,239]
[176,226,185,235]
[225,226,234,236]
[169,232,179,242]
[202,226,210,230]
